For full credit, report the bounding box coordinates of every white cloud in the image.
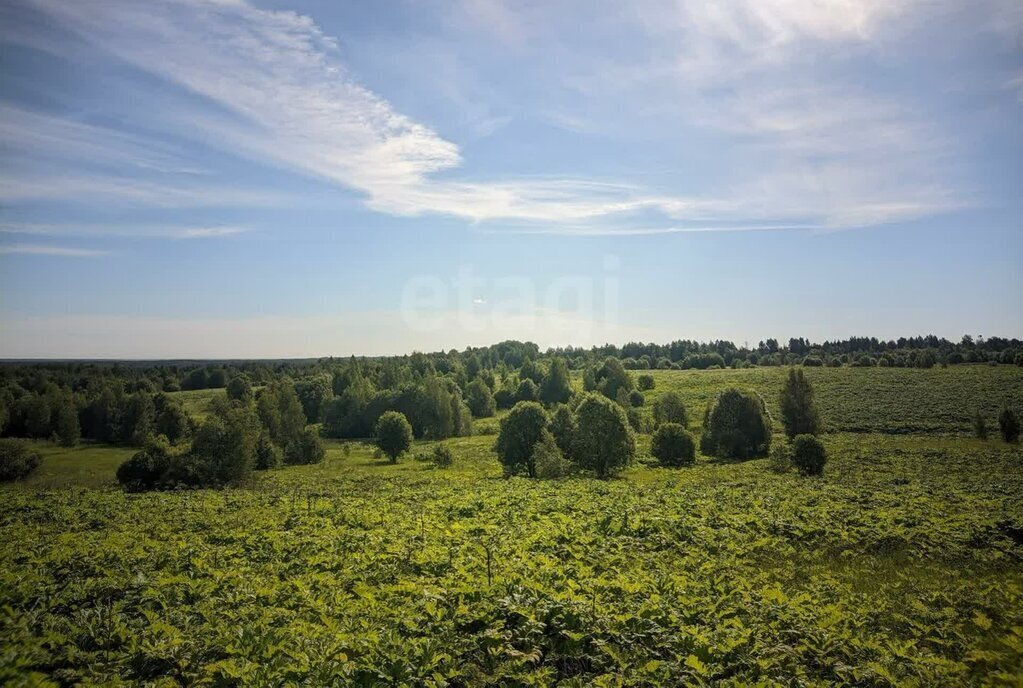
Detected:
[0,243,108,256]
[0,221,250,239]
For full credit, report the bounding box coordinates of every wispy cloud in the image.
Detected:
[0,221,250,239]
[0,242,108,256]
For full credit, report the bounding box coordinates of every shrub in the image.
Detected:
[533,430,572,479]
[548,404,577,460]
[188,409,260,486]
[285,427,325,465]
[495,402,549,477]
[573,393,635,478]
[767,444,792,473]
[475,420,499,435]
[430,444,454,468]
[0,439,42,482]
[637,374,655,391]
[779,368,821,439]
[1000,407,1020,443]
[626,407,643,433]
[594,357,634,401]
[791,434,827,476]
[652,391,688,428]
[255,433,283,470]
[539,358,572,405]
[700,389,772,459]
[802,356,823,367]
[375,411,413,463]
[517,378,540,403]
[628,390,645,407]
[116,439,174,492]
[650,423,696,467]
[973,412,988,440]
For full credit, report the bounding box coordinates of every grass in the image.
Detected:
[2,366,1022,685]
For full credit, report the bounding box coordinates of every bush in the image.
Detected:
[0,439,42,482]
[628,390,645,407]
[548,404,576,460]
[767,444,792,473]
[652,391,688,428]
[116,439,174,492]
[226,374,254,403]
[802,356,823,367]
[700,389,772,459]
[375,411,413,463]
[188,409,259,486]
[533,430,572,479]
[516,378,540,403]
[285,427,325,465]
[650,423,696,467]
[637,374,655,391]
[573,393,635,478]
[1000,407,1020,443]
[540,358,572,405]
[495,402,549,477]
[430,444,454,468]
[791,434,827,476]
[779,367,821,439]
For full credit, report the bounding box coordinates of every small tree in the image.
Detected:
[973,412,988,440]
[540,357,573,405]
[651,423,696,467]
[573,393,635,478]
[517,378,540,403]
[628,390,645,407]
[1000,407,1020,443]
[116,438,174,491]
[779,367,821,439]
[285,427,325,465]
[430,444,454,468]
[255,432,283,470]
[700,389,772,459]
[548,404,577,460]
[53,397,80,447]
[495,401,549,477]
[637,374,655,391]
[652,391,688,428]
[375,411,413,463]
[791,434,827,476]
[533,430,572,479]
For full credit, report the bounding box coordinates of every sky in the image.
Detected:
[0,0,1020,358]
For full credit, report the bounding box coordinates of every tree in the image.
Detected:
[154,395,192,444]
[594,357,634,401]
[540,357,572,405]
[533,430,572,479]
[1000,407,1020,443]
[637,374,655,391]
[122,392,155,445]
[779,368,821,439]
[376,411,413,463]
[494,401,549,477]
[791,434,827,476]
[226,374,254,403]
[517,378,540,403]
[188,406,260,486]
[207,369,228,388]
[295,376,333,423]
[651,423,695,467]
[255,432,283,470]
[116,438,174,492]
[465,378,496,418]
[285,427,325,465]
[700,389,772,460]
[22,394,51,438]
[53,396,80,447]
[573,393,634,478]
[548,404,577,460]
[0,439,42,482]
[256,381,306,447]
[652,391,688,428]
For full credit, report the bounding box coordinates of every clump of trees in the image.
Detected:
[0,439,42,482]
[700,389,772,459]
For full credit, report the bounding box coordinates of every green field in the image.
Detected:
[2,367,1023,685]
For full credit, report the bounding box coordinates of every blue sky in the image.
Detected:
[0,0,1020,358]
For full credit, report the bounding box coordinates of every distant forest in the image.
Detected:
[1,334,1020,449]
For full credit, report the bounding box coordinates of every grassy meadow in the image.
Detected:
[2,366,1023,685]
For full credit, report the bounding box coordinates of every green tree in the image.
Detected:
[779,367,821,439]
[573,393,635,478]
[637,374,655,391]
[254,432,283,470]
[517,378,540,403]
[285,427,325,465]
[375,411,413,463]
[595,357,634,401]
[189,406,259,486]
[533,430,572,479]
[154,394,192,444]
[540,357,572,405]
[700,389,772,459]
[495,401,549,477]
[122,392,156,445]
[973,412,988,440]
[652,391,688,428]
[1000,407,1020,443]
[0,439,42,482]
[548,404,577,460]
[465,378,496,418]
[53,395,80,447]
[791,434,827,476]
[226,374,254,403]
[295,376,333,423]
[22,394,51,438]
[651,423,695,467]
